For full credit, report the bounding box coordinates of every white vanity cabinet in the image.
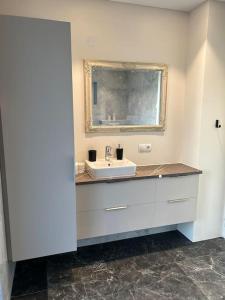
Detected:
[154,175,199,227]
[77,180,156,239]
[76,175,199,240]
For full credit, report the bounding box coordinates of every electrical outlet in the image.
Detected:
[138,144,152,153]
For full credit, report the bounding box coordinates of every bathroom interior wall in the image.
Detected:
[178,2,209,240]
[196,0,225,240]
[181,1,209,168]
[0,0,188,165]
[180,0,225,241]
[72,0,188,165]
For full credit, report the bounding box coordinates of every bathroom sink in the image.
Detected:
[85,159,137,179]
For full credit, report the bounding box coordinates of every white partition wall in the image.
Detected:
[180,1,225,242]
[0,16,77,261]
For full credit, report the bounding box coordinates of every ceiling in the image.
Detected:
[110,0,224,12]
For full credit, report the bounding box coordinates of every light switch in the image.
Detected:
[138,144,152,153]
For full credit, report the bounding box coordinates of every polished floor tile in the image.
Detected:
[176,251,225,299]
[11,231,225,300]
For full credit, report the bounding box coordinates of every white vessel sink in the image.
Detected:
[85,159,137,179]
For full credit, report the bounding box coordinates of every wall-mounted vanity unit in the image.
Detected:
[76,164,202,243]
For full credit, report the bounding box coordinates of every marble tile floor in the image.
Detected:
[11,231,225,300]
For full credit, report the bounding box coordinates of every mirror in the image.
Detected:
[84,60,168,133]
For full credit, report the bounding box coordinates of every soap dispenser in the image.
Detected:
[116,144,123,160]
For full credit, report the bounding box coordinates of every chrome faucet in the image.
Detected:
[105,145,113,161]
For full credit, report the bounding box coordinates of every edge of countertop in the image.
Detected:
[75,163,202,186]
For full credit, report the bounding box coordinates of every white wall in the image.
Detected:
[182,1,209,167]
[180,0,225,241]
[196,0,225,240]
[178,2,209,240]
[0,0,188,166]
[0,175,14,300]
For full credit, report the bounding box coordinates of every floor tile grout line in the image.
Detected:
[173,261,209,300]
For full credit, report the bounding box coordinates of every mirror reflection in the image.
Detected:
[84,61,168,132]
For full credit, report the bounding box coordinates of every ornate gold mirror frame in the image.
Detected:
[84,60,168,133]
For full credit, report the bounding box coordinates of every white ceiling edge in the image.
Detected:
[109,0,207,12]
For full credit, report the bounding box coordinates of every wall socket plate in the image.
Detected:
[138,144,152,153]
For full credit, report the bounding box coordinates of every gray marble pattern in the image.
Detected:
[76,163,202,185]
[92,67,161,126]
[11,231,225,300]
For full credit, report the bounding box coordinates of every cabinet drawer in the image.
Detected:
[77,202,155,239]
[156,175,199,202]
[154,197,196,227]
[76,179,156,212]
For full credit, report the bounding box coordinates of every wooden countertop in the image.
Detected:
[76,163,202,185]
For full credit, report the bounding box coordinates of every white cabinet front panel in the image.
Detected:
[156,175,199,202]
[77,179,156,212]
[154,198,197,227]
[77,202,155,239]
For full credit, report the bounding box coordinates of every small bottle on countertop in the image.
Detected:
[116,144,123,160]
[88,149,97,162]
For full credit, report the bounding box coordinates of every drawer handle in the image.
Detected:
[105,206,128,211]
[168,198,189,204]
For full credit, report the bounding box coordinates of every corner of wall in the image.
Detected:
[181,0,210,169]
[185,0,225,242]
[180,0,212,242]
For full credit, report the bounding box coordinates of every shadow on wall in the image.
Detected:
[85,131,165,138]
